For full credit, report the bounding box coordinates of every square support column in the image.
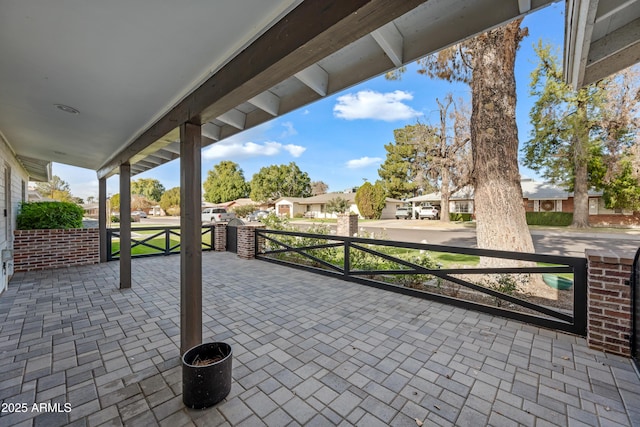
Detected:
[119,163,131,289]
[180,122,202,354]
[99,177,107,263]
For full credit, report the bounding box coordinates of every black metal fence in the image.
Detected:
[632,247,640,373]
[107,225,214,261]
[255,229,588,336]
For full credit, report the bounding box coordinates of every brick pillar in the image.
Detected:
[237,225,265,259]
[586,249,633,356]
[336,213,358,237]
[214,224,226,251]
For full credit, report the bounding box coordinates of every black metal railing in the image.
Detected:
[107,225,214,260]
[255,229,588,336]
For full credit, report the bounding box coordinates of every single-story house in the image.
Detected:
[275,192,404,220]
[407,187,475,215]
[83,202,100,218]
[407,179,638,225]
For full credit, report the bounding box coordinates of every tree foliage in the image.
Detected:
[311,181,329,195]
[355,182,386,219]
[35,175,74,202]
[249,162,311,202]
[131,178,165,202]
[159,187,180,214]
[326,197,350,214]
[377,126,424,198]
[109,193,120,212]
[378,95,471,222]
[603,159,640,211]
[524,43,640,225]
[132,194,154,211]
[203,161,249,203]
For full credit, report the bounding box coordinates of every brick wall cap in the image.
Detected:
[586,249,634,263]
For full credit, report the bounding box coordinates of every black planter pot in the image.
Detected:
[182,342,233,409]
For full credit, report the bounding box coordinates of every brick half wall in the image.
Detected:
[586,250,633,356]
[14,228,100,272]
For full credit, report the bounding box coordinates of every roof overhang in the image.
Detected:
[564,0,640,88]
[1,0,560,181]
[16,155,52,182]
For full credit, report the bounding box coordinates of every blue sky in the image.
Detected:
[54,3,566,201]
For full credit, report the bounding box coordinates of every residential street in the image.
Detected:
[293,219,640,258]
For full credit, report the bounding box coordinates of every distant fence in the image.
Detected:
[107,226,214,260]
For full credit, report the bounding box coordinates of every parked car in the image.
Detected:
[417,204,439,220]
[247,210,269,222]
[201,207,235,223]
[395,206,413,220]
[132,210,147,218]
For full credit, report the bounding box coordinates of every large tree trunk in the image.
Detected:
[440,168,451,222]
[470,19,534,255]
[572,100,590,228]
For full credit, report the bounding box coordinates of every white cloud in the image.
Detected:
[202,140,305,160]
[346,156,382,169]
[333,90,422,121]
[280,121,297,138]
[283,144,306,157]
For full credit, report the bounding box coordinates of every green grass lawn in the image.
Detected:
[111,229,213,256]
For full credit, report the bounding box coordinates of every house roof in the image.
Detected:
[0,0,560,181]
[277,192,404,205]
[298,192,356,205]
[406,179,602,203]
[521,180,569,200]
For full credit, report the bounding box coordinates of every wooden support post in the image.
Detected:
[119,163,131,289]
[98,177,107,263]
[180,122,202,354]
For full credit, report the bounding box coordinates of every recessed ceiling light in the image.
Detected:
[54,104,80,114]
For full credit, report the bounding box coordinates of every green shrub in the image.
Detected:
[111,215,120,223]
[525,212,573,226]
[293,212,304,218]
[232,204,257,218]
[17,201,84,230]
[449,213,473,222]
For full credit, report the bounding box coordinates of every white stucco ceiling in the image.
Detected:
[0,0,301,172]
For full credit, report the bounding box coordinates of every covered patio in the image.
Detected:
[1,253,638,426]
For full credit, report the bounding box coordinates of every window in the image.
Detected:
[454,202,470,213]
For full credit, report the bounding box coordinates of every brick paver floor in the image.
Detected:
[0,252,638,426]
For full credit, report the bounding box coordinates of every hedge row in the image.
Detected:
[525,212,573,226]
[449,213,473,222]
